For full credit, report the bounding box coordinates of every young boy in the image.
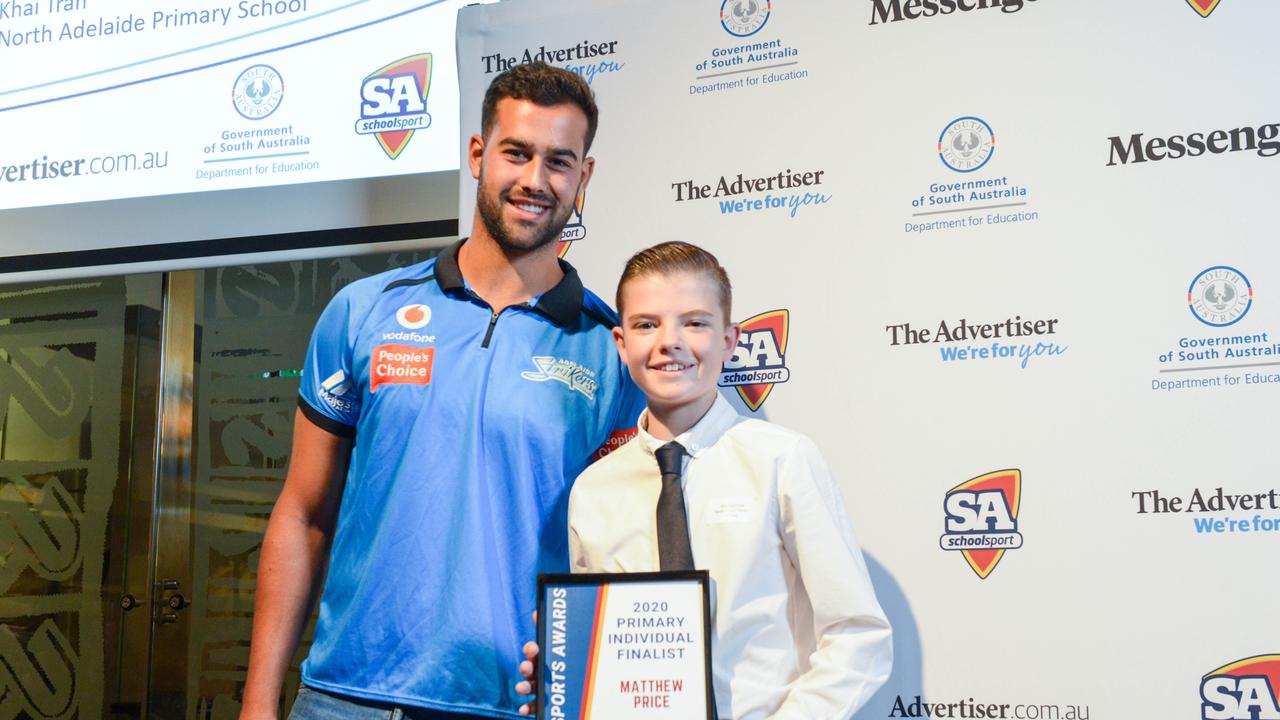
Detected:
[520,241,891,719]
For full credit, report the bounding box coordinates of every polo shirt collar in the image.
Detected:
[637,393,739,459]
[435,238,585,328]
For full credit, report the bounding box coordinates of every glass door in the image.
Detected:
[0,244,443,719]
[0,273,164,719]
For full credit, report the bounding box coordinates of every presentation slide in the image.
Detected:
[0,0,473,212]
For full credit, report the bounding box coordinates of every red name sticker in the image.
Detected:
[371,344,435,392]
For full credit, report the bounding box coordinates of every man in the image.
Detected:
[241,62,644,720]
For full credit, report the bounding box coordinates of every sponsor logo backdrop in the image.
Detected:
[458,1,1279,717]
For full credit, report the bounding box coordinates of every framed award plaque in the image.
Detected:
[536,571,715,720]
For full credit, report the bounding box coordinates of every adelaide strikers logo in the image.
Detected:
[940,469,1023,579]
[1187,0,1222,17]
[232,65,284,120]
[1188,266,1252,327]
[719,309,789,412]
[1201,655,1280,719]
[356,53,434,160]
[558,189,588,259]
[720,0,770,37]
[938,116,995,173]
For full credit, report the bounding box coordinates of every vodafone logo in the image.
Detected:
[396,304,432,329]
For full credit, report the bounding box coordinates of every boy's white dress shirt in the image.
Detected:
[569,393,892,720]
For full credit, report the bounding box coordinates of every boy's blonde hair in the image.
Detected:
[616,241,733,322]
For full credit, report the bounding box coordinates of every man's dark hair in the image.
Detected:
[480,61,598,154]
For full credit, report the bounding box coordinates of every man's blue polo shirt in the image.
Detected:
[296,240,644,717]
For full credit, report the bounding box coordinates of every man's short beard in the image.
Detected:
[476,170,574,255]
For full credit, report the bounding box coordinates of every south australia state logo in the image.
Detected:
[940,469,1023,579]
[1187,0,1222,18]
[719,309,790,412]
[356,53,433,159]
[1201,655,1280,719]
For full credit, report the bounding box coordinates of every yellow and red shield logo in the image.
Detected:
[1201,655,1280,719]
[1186,0,1221,17]
[557,189,588,259]
[940,469,1023,579]
[719,309,790,412]
[358,54,433,160]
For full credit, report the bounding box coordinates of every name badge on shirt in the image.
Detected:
[707,496,755,524]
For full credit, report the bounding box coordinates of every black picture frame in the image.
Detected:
[535,570,715,720]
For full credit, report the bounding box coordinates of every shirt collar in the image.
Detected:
[636,393,739,459]
[434,238,585,328]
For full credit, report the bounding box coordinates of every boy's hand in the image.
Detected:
[516,640,541,715]
[517,611,540,716]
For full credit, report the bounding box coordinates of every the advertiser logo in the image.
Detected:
[885,315,1067,369]
[870,0,1038,26]
[1130,486,1280,536]
[940,469,1022,579]
[889,695,1090,719]
[721,0,770,37]
[720,309,789,412]
[1201,655,1280,719]
[318,369,355,413]
[1187,0,1222,18]
[356,54,433,160]
[1106,121,1280,167]
[1152,266,1280,393]
[558,190,588,259]
[232,64,284,120]
[939,116,995,173]
[395,303,432,330]
[906,117,1036,235]
[672,167,831,219]
[521,356,599,401]
[1189,266,1252,327]
[481,40,623,86]
[370,344,435,392]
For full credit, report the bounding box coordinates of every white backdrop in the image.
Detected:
[458,1,1280,718]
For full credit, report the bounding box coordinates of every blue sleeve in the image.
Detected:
[592,365,646,461]
[614,370,647,433]
[297,286,362,436]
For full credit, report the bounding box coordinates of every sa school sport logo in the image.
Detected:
[1188,0,1222,17]
[721,0,770,37]
[719,309,789,412]
[1201,655,1280,720]
[232,64,284,120]
[939,116,995,173]
[940,469,1023,579]
[558,189,588,259]
[1189,266,1252,327]
[356,53,433,160]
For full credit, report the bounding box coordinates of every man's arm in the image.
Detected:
[240,409,352,719]
[770,436,893,720]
